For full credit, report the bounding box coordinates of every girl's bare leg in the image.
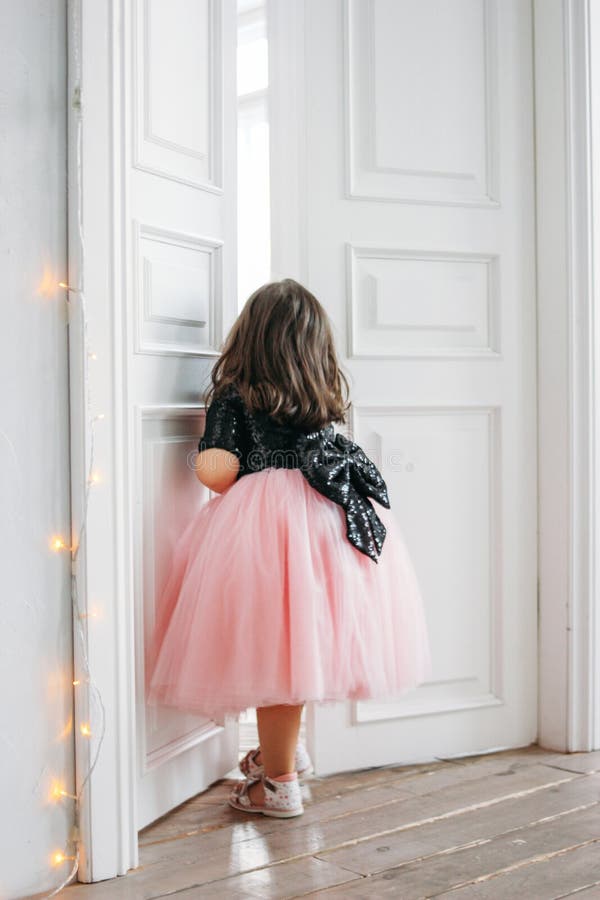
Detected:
[245,703,304,804]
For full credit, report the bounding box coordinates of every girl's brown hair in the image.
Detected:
[205,278,351,430]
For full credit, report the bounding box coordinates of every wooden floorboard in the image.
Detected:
[53,744,599,900]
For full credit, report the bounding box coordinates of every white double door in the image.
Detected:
[134,0,537,828]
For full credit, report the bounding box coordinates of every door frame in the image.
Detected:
[534,0,600,754]
[68,0,600,881]
[67,0,137,883]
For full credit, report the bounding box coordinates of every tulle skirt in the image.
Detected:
[145,467,433,725]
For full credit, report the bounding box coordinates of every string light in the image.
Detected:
[51,782,77,802]
[51,853,76,867]
[50,536,71,553]
[43,8,107,894]
[58,282,75,293]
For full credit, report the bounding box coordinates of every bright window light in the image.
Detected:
[237,37,268,96]
[237,0,271,309]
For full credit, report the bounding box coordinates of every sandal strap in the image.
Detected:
[262,774,279,793]
[234,772,261,806]
[240,747,261,774]
[236,771,283,801]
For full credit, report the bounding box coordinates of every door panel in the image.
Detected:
[269,0,537,774]
[346,0,498,205]
[128,0,239,828]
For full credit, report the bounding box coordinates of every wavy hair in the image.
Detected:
[205,278,351,430]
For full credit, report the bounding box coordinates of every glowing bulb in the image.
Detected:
[50,535,69,552]
[79,606,101,620]
[80,723,91,737]
[89,471,101,485]
[50,781,76,801]
[58,281,80,296]
[38,268,60,297]
[88,351,97,360]
[51,851,76,866]
[51,782,64,801]
[73,679,81,686]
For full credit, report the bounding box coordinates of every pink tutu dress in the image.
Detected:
[145,384,432,726]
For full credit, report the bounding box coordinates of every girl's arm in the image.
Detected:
[197,386,245,491]
[195,447,240,493]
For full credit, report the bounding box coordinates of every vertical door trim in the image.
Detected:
[535,0,600,752]
[68,0,138,881]
[563,0,600,752]
[588,0,600,754]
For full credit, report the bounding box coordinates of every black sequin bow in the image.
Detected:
[297,426,391,563]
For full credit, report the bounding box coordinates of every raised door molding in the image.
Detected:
[344,0,500,206]
[132,0,224,192]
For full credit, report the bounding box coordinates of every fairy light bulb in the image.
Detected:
[51,851,76,866]
[51,781,77,802]
[80,723,91,737]
[88,471,101,485]
[73,679,81,686]
[79,606,99,619]
[57,280,80,297]
[37,268,61,297]
[50,536,69,552]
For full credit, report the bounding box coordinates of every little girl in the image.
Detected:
[146,278,432,818]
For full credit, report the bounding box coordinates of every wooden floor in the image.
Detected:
[61,740,600,899]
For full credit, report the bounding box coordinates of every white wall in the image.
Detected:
[0,3,74,898]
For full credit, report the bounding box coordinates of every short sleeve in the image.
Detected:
[198,387,245,463]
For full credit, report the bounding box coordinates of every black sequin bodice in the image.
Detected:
[198,384,391,562]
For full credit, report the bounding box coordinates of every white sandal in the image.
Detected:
[239,741,314,780]
[228,770,304,818]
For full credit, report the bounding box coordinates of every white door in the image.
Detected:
[125,0,239,827]
[269,0,537,774]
